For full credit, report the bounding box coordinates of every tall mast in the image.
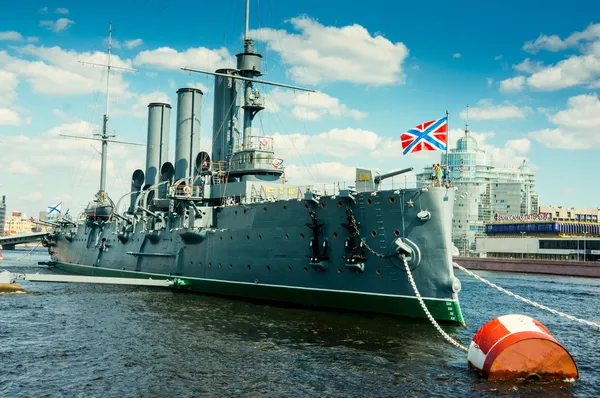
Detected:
[99,22,113,201]
[244,0,250,40]
[77,23,137,202]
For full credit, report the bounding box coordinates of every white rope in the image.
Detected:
[453,262,600,331]
[403,255,469,352]
[15,241,42,261]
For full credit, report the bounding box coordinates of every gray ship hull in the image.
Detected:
[47,187,465,324]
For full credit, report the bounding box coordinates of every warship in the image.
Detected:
[43,1,465,324]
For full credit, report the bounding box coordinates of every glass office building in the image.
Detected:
[417,129,538,254]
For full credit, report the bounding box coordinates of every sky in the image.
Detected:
[1,0,600,218]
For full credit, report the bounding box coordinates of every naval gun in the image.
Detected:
[355,167,414,192]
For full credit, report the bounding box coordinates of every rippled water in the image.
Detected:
[1,248,599,397]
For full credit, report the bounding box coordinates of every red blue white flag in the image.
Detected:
[401,116,447,155]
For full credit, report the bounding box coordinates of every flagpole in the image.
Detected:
[445,109,449,171]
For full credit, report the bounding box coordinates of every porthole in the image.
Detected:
[230,236,233,240]
[282,205,287,211]
[266,265,271,270]
[376,269,381,275]
[304,267,308,272]
[285,234,289,239]
[367,198,373,205]
[337,201,343,207]
[320,202,325,208]
[247,264,251,269]
[371,230,377,237]
[394,230,400,236]
[220,236,223,240]
[218,263,222,268]
[235,210,238,215]
[246,235,250,240]
[288,266,292,271]
[229,264,233,268]
[389,197,396,203]
[208,263,212,267]
[258,234,263,240]
[300,233,304,239]
[332,232,338,238]
[337,268,342,274]
[263,207,267,212]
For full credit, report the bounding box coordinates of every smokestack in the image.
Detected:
[212,69,240,165]
[145,103,172,189]
[129,169,145,213]
[175,88,203,181]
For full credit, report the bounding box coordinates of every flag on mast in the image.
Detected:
[401,116,448,155]
[47,202,62,215]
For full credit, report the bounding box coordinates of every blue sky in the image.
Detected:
[1,0,600,218]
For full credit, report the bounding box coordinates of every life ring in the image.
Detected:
[272,158,283,168]
[260,138,269,147]
[183,186,191,195]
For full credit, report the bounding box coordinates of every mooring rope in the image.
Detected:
[453,262,600,331]
[403,255,469,352]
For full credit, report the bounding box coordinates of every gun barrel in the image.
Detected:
[374,167,414,184]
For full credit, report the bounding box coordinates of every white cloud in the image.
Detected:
[0,121,147,215]
[453,53,462,59]
[113,91,171,118]
[0,70,18,106]
[186,81,210,93]
[54,8,69,14]
[494,55,503,61]
[40,18,75,33]
[486,77,493,87]
[250,16,409,86]
[513,58,544,74]
[284,162,356,187]
[525,47,600,90]
[273,128,381,159]
[6,160,39,175]
[265,88,366,121]
[530,94,600,149]
[523,23,600,53]
[459,101,528,120]
[39,7,48,13]
[499,76,526,93]
[1,45,133,98]
[0,31,38,42]
[21,192,44,200]
[0,108,30,125]
[135,46,233,71]
[123,39,143,49]
[523,34,567,53]
[506,24,600,91]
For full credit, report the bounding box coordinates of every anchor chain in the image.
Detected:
[453,262,600,331]
[404,255,469,352]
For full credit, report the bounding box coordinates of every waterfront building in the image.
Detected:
[0,196,5,237]
[416,127,538,254]
[539,205,600,222]
[477,220,600,262]
[3,210,35,236]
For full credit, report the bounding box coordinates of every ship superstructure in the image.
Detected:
[44,2,465,324]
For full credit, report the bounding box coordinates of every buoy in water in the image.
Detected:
[0,282,25,293]
[467,314,578,381]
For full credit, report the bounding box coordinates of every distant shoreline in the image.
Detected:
[454,256,600,278]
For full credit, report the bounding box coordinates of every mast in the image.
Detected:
[99,22,113,201]
[77,22,138,203]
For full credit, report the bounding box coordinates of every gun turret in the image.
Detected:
[374,167,414,185]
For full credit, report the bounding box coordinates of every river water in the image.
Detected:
[1,248,599,397]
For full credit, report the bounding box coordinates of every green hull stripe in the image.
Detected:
[50,261,466,325]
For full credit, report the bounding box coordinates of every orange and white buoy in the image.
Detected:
[468,314,578,381]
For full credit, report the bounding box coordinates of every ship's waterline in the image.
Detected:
[50,260,465,324]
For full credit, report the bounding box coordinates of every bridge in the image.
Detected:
[0,232,49,250]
